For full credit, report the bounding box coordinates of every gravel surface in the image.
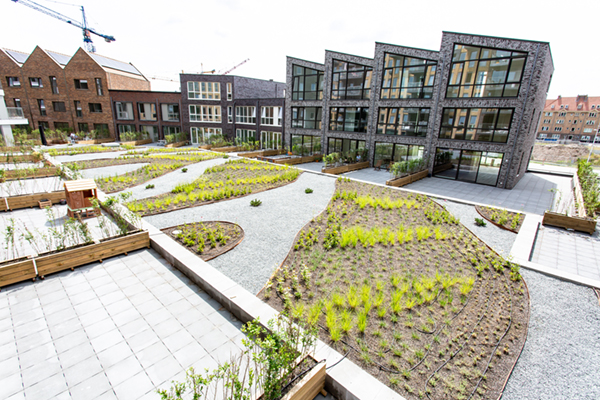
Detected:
[80,163,149,181]
[434,199,517,258]
[53,151,128,163]
[501,269,600,400]
[144,171,336,294]
[114,157,228,200]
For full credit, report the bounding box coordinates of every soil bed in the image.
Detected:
[127,159,301,216]
[475,206,524,233]
[66,152,222,193]
[162,221,243,261]
[261,179,529,400]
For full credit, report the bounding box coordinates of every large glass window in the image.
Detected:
[291,107,322,130]
[447,44,526,98]
[327,138,365,155]
[331,60,372,100]
[190,105,221,122]
[261,106,282,126]
[138,103,157,121]
[49,76,59,94]
[163,126,180,136]
[329,107,368,133]
[236,129,256,143]
[161,104,180,121]
[115,102,133,120]
[190,127,222,144]
[377,107,430,137]
[434,148,503,186]
[236,106,256,124]
[187,81,221,100]
[291,135,322,155]
[440,108,513,143]
[373,143,424,170]
[260,131,281,149]
[292,65,324,101]
[380,54,437,99]
[118,124,136,134]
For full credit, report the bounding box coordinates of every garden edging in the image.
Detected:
[144,221,404,400]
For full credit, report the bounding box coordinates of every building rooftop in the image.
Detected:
[544,95,600,112]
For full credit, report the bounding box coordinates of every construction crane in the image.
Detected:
[222,58,249,75]
[11,0,115,53]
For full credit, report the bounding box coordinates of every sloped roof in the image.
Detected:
[4,49,29,64]
[46,50,71,66]
[544,96,600,112]
[90,53,143,76]
[64,179,97,192]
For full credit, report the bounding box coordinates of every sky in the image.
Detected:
[0,0,598,98]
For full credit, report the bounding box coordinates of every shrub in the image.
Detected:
[145,184,155,189]
[474,217,487,227]
[181,168,188,173]
[250,199,262,207]
[305,188,313,194]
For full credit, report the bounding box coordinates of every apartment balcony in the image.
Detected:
[7,107,24,119]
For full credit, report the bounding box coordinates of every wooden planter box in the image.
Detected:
[274,154,322,165]
[542,211,597,234]
[321,161,370,175]
[0,258,36,289]
[165,141,188,148]
[281,360,326,400]
[3,167,59,181]
[2,154,42,163]
[36,230,150,278]
[120,139,153,146]
[241,149,286,158]
[386,169,429,187]
[198,144,212,150]
[211,145,241,153]
[47,139,68,145]
[1,190,66,212]
[76,138,114,145]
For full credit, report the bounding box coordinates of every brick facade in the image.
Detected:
[109,90,181,141]
[0,46,151,138]
[537,95,600,143]
[180,74,284,146]
[285,32,554,189]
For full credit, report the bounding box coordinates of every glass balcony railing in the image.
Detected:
[7,107,24,119]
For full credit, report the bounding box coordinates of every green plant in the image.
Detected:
[250,198,262,207]
[474,217,487,227]
[145,184,155,189]
[305,188,313,194]
[182,168,188,173]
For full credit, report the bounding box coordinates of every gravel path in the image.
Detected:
[81,163,149,180]
[113,158,228,200]
[144,172,336,294]
[501,269,600,400]
[434,199,517,258]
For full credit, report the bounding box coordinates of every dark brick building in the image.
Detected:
[285,32,554,189]
[109,90,181,141]
[180,74,285,147]
[1,46,150,138]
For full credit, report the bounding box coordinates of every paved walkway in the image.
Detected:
[0,248,244,400]
[531,224,600,281]
[298,164,571,215]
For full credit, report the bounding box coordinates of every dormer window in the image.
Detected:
[578,104,582,110]
[560,105,564,109]
[551,105,555,109]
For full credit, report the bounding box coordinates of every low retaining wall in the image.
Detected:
[0,258,36,288]
[240,149,286,158]
[386,169,428,187]
[2,167,59,181]
[542,211,596,234]
[322,161,370,175]
[273,154,321,165]
[211,145,241,153]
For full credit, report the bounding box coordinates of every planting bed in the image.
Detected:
[262,178,528,400]
[475,206,524,233]
[127,159,301,216]
[66,151,222,193]
[45,145,125,156]
[162,221,243,261]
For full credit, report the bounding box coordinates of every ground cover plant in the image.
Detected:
[577,159,600,217]
[475,206,524,233]
[163,221,243,261]
[66,151,222,193]
[262,178,528,400]
[45,145,126,156]
[127,159,301,216]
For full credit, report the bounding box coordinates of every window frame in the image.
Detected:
[440,108,514,143]
[187,81,221,100]
[236,106,256,124]
[380,53,437,100]
[49,76,59,94]
[29,77,43,88]
[6,76,20,87]
[37,99,46,116]
[376,107,430,137]
[291,107,322,130]
[88,103,103,113]
[95,78,103,96]
[329,107,369,133]
[292,64,324,101]
[189,105,222,122]
[52,101,66,112]
[331,60,373,100]
[74,79,89,90]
